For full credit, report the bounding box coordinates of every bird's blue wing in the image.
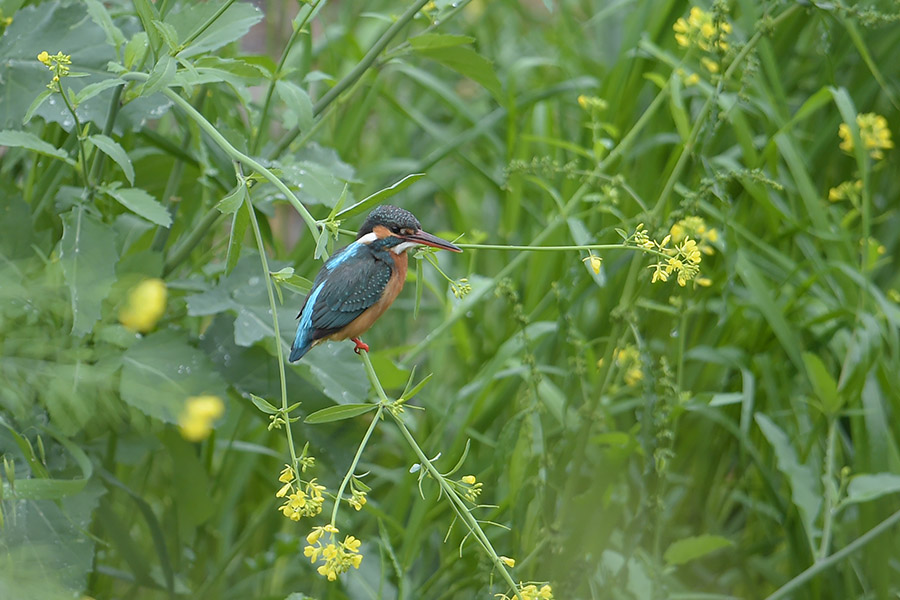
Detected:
[289,244,391,361]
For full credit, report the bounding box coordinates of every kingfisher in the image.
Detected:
[289,205,462,362]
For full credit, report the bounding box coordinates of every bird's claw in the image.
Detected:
[351,338,369,354]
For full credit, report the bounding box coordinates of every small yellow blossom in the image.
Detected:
[498,583,554,600]
[349,488,367,511]
[460,475,483,503]
[701,57,719,73]
[615,346,642,386]
[500,556,516,568]
[670,216,718,255]
[279,465,295,483]
[119,278,167,332]
[305,528,364,581]
[577,95,608,111]
[828,179,862,203]
[178,395,224,441]
[839,113,893,160]
[583,254,603,274]
[461,475,476,485]
[673,6,731,52]
[36,50,72,92]
[695,277,713,287]
[37,51,50,65]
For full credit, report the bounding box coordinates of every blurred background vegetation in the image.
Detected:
[1,0,900,598]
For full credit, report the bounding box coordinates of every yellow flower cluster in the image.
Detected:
[460,474,483,503]
[839,113,893,160]
[276,465,326,521]
[828,179,862,203]
[577,95,608,111]
[178,395,224,441]
[451,277,472,299]
[37,50,72,92]
[670,216,718,255]
[673,7,731,51]
[614,346,643,386]
[304,526,364,581]
[628,223,705,287]
[119,278,167,332]
[496,583,554,600]
[582,254,603,275]
[348,487,367,511]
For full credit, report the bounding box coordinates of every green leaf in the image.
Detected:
[225,199,250,276]
[756,414,821,546]
[85,0,126,50]
[133,0,163,55]
[217,182,246,214]
[844,473,900,505]
[305,403,377,424]
[143,54,176,97]
[414,45,503,102]
[88,134,134,184]
[336,173,426,219]
[151,19,179,51]
[171,1,263,58]
[75,78,125,105]
[22,90,52,125]
[121,330,228,423]
[802,352,842,415]
[59,207,119,336]
[0,130,75,165]
[275,80,314,133]
[249,393,279,415]
[125,32,150,70]
[106,187,172,227]
[409,33,476,50]
[664,535,733,566]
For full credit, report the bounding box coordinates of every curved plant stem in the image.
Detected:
[329,402,383,526]
[764,507,900,600]
[244,169,300,476]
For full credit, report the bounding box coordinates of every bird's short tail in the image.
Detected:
[289,329,312,362]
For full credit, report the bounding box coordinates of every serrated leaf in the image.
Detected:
[305,403,377,424]
[275,80,313,132]
[414,45,502,102]
[59,207,118,336]
[171,1,263,58]
[217,183,246,214]
[336,173,426,219]
[106,187,171,227]
[0,130,75,165]
[88,134,134,184]
[125,32,150,70]
[85,0,126,49]
[151,19,179,51]
[664,535,733,566]
[845,473,900,505]
[249,393,279,415]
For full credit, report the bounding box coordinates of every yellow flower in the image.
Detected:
[673,6,731,52]
[583,255,603,274]
[307,527,324,545]
[37,51,50,65]
[276,482,292,498]
[839,113,893,160]
[500,556,516,568]
[305,529,364,581]
[304,545,320,563]
[279,465,295,483]
[578,94,589,109]
[119,278,167,332]
[828,179,863,202]
[178,395,224,441]
[615,346,642,386]
[461,475,477,485]
[343,535,361,553]
[701,57,719,73]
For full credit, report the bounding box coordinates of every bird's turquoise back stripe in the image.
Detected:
[293,282,325,352]
[324,242,361,270]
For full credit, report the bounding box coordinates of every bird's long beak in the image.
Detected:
[404,229,462,252]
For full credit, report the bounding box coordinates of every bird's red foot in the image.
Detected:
[351,337,369,354]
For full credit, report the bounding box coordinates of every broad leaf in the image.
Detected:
[414,43,503,102]
[664,535,733,566]
[275,80,314,132]
[59,207,119,336]
[88,134,134,184]
[106,187,172,227]
[845,473,900,505]
[170,1,263,58]
[0,130,74,165]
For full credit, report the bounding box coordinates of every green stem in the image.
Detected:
[119,73,318,238]
[817,417,838,560]
[162,207,222,276]
[329,401,384,526]
[251,0,326,155]
[764,507,900,600]
[174,0,239,56]
[388,412,524,600]
[272,0,431,156]
[244,170,299,477]
[87,84,123,185]
[58,82,91,191]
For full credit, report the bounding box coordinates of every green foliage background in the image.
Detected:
[1,0,900,598]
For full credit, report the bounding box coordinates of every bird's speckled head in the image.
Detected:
[357,205,421,239]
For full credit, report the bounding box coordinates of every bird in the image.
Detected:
[289,205,462,362]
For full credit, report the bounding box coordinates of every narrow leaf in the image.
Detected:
[845,473,900,505]
[802,352,842,414]
[664,535,733,566]
[249,394,279,415]
[0,130,75,165]
[305,404,377,424]
[409,33,475,50]
[88,134,134,184]
[415,45,503,102]
[336,173,426,219]
[23,91,52,125]
[217,183,246,214]
[106,188,172,227]
[143,55,176,97]
[225,200,249,276]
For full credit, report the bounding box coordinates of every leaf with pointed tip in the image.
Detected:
[106,187,171,227]
[249,393,278,415]
[305,403,377,424]
[336,173,426,219]
[88,134,134,184]
[0,130,75,165]
[664,535,733,566]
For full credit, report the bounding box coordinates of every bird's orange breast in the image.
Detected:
[326,251,408,341]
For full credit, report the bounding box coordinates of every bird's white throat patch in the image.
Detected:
[392,241,418,254]
[357,232,379,244]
